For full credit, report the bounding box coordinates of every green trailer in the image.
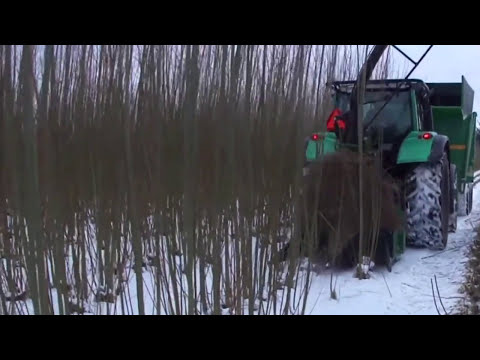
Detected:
[428,76,477,216]
[303,77,477,270]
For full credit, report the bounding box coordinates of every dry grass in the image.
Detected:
[459,243,480,314]
[458,226,480,315]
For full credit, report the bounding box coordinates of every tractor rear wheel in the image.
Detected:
[458,183,474,216]
[406,153,450,250]
[449,164,458,233]
[469,185,474,214]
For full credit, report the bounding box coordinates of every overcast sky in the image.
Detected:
[392,45,480,115]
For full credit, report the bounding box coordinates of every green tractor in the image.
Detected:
[304,72,476,270]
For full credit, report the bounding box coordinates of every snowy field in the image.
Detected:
[6,190,479,316]
[303,190,480,315]
[87,186,480,315]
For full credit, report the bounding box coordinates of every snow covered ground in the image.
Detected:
[7,188,478,315]
[303,190,480,315]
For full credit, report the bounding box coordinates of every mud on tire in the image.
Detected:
[406,153,450,250]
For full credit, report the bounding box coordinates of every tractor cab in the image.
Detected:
[306,80,436,174]
[329,79,434,147]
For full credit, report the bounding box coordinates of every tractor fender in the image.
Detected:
[428,135,450,164]
[305,132,338,163]
[397,131,441,165]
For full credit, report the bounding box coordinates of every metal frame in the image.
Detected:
[329,79,430,94]
[342,46,436,141]
[343,45,434,144]
[392,45,434,79]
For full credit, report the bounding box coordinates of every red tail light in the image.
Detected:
[311,134,320,141]
[422,133,433,140]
